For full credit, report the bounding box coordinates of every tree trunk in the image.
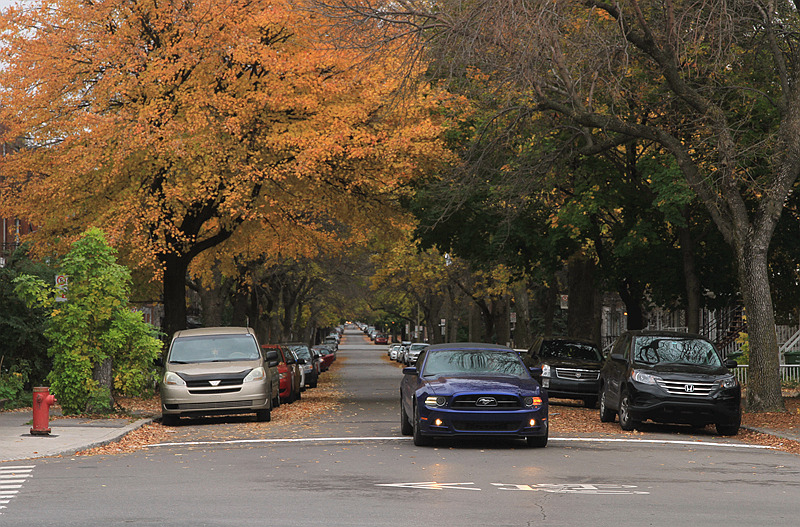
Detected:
[679,225,702,334]
[738,245,784,412]
[566,254,598,340]
[162,254,191,339]
[618,278,646,330]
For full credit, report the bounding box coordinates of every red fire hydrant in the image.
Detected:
[30,387,57,436]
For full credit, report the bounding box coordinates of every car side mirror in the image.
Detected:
[296,358,306,365]
[264,349,279,367]
[610,352,625,362]
[528,366,543,378]
[402,367,418,375]
[724,358,738,369]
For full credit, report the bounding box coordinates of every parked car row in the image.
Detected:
[389,330,741,448]
[158,326,337,425]
[518,331,742,436]
[354,322,389,344]
[387,341,429,366]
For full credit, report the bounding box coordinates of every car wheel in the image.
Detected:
[400,400,413,436]
[716,422,740,436]
[618,392,639,431]
[412,403,432,446]
[256,408,271,422]
[599,389,616,423]
[526,432,548,448]
[161,414,179,426]
[583,397,598,409]
[296,386,302,400]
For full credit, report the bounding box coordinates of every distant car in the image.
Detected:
[521,337,603,408]
[388,344,403,361]
[400,343,549,447]
[262,344,302,404]
[599,330,741,435]
[375,334,389,345]
[159,327,279,425]
[287,343,319,389]
[313,345,336,372]
[404,343,429,366]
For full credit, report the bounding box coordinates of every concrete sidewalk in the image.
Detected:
[0,410,153,462]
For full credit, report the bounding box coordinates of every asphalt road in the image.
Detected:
[2,330,799,526]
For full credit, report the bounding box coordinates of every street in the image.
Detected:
[2,329,799,526]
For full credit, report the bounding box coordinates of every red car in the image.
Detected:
[262,344,302,404]
[375,334,388,344]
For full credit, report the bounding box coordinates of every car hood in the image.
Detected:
[167,360,261,376]
[634,362,729,376]
[424,375,541,395]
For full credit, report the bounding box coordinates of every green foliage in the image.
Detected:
[13,228,162,414]
[0,245,53,390]
[0,365,28,409]
[735,332,750,365]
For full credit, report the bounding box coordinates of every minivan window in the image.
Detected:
[168,335,261,363]
[633,336,721,367]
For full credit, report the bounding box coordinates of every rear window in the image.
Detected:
[540,341,601,361]
[168,335,261,363]
[633,336,721,367]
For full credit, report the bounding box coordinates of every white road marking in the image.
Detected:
[377,481,481,491]
[0,465,34,514]
[145,435,774,449]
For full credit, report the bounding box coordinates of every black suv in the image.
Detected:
[599,330,741,435]
[521,337,603,408]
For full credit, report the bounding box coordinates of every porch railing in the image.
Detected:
[732,365,800,386]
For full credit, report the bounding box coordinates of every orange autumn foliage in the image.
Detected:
[0,0,447,272]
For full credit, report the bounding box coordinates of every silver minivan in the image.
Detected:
[159,327,279,425]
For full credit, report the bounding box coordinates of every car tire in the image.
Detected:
[526,432,548,448]
[412,403,432,446]
[716,422,740,436]
[161,414,179,426]
[400,401,413,436]
[583,397,598,409]
[599,389,616,423]
[296,386,302,400]
[256,408,271,422]
[618,392,639,431]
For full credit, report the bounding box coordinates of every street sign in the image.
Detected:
[55,274,68,302]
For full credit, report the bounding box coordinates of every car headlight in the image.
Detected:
[541,364,551,377]
[716,376,738,389]
[425,396,448,407]
[631,370,659,385]
[163,371,186,386]
[244,367,266,383]
[524,396,543,409]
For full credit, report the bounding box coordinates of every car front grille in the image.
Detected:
[656,379,715,396]
[451,394,521,410]
[555,368,600,381]
[188,387,242,395]
[451,421,520,432]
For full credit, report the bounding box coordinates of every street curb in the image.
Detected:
[55,417,156,458]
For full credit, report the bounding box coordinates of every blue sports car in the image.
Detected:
[400,343,549,447]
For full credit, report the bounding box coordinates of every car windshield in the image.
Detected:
[633,336,722,367]
[168,335,261,363]
[421,349,529,379]
[540,341,601,361]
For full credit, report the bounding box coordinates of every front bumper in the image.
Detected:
[626,384,741,426]
[161,380,270,416]
[418,406,548,438]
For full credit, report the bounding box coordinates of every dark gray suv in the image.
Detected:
[598,330,741,436]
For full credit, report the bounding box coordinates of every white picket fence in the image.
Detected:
[733,365,800,385]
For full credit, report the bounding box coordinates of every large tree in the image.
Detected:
[0,0,445,338]
[318,0,800,412]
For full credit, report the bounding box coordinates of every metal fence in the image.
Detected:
[732,365,800,386]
